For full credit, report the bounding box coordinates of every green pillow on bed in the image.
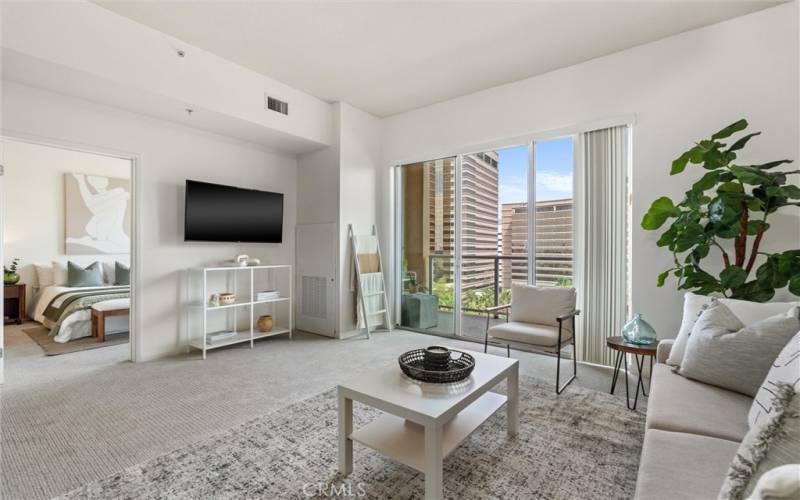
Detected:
[67,261,103,287]
[114,261,130,286]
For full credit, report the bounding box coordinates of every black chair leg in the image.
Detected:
[556,342,576,394]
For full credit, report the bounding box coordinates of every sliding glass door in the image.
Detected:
[397,157,457,336]
[533,137,575,287]
[458,146,529,339]
[395,136,576,339]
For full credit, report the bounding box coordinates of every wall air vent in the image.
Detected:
[266,95,288,115]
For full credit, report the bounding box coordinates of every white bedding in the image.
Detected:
[32,285,129,343]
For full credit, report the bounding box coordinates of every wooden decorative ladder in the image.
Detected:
[348,224,392,338]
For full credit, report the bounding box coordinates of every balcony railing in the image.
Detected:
[424,254,573,315]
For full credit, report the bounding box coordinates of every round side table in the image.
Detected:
[606,336,659,410]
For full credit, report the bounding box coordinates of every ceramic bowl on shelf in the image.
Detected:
[218,293,235,305]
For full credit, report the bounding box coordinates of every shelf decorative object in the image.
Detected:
[621,313,657,345]
[257,314,273,332]
[4,258,20,285]
[219,293,235,305]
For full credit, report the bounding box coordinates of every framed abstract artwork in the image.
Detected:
[65,173,131,254]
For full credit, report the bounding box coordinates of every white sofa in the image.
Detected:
[634,339,751,499]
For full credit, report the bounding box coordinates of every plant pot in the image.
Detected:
[4,272,20,285]
[257,314,273,332]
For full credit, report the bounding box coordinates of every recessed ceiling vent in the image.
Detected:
[266,95,288,115]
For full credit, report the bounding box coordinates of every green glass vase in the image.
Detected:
[622,313,657,345]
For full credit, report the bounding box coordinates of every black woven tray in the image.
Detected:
[398,349,475,383]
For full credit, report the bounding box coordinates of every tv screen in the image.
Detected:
[184,180,283,243]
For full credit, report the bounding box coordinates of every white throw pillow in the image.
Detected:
[667,293,800,368]
[721,297,800,329]
[748,331,800,429]
[679,303,800,396]
[666,292,712,367]
[33,262,55,288]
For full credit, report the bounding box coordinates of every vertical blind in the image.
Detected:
[575,125,629,366]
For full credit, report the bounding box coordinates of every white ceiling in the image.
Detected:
[96,1,783,117]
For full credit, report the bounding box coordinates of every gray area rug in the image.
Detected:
[59,376,645,500]
[22,326,128,356]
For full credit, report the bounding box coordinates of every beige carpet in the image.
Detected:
[22,326,128,355]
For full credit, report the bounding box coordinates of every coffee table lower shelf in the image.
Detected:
[349,391,507,472]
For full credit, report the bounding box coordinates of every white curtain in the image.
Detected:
[575,125,629,366]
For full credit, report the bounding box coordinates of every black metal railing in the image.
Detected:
[423,254,572,313]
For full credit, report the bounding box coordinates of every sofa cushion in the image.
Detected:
[635,429,739,500]
[488,321,570,347]
[646,363,751,442]
[509,284,575,329]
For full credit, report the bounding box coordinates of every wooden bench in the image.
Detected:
[91,299,130,342]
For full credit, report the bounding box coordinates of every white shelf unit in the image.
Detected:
[186,265,292,359]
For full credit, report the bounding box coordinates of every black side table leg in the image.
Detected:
[610,350,623,394]
[639,355,653,397]
[627,354,652,411]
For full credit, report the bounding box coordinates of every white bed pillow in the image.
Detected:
[748,331,800,429]
[102,258,130,285]
[102,261,115,284]
[52,261,69,286]
[34,262,55,288]
[667,293,800,368]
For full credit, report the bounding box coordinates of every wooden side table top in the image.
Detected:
[606,336,659,356]
[4,283,26,295]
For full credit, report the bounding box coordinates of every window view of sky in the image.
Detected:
[497,137,573,204]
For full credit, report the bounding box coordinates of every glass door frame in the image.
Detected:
[393,134,579,340]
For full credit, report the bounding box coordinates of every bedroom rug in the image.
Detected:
[59,375,645,500]
[22,326,128,356]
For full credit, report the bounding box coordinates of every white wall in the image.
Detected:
[295,102,384,337]
[2,140,131,310]
[338,103,383,335]
[2,81,298,361]
[381,3,800,339]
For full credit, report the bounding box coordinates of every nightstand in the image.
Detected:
[4,283,26,325]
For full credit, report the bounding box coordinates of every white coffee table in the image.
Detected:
[337,349,519,500]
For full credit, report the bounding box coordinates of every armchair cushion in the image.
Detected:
[488,321,570,348]
[510,284,576,330]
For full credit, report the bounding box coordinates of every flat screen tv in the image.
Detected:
[184,180,283,243]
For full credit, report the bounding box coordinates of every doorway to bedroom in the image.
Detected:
[1,138,136,373]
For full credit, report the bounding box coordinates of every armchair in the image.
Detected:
[484,284,580,394]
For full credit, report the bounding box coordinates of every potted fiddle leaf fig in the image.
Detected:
[642,119,800,302]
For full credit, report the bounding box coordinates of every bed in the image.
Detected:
[33,285,130,343]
